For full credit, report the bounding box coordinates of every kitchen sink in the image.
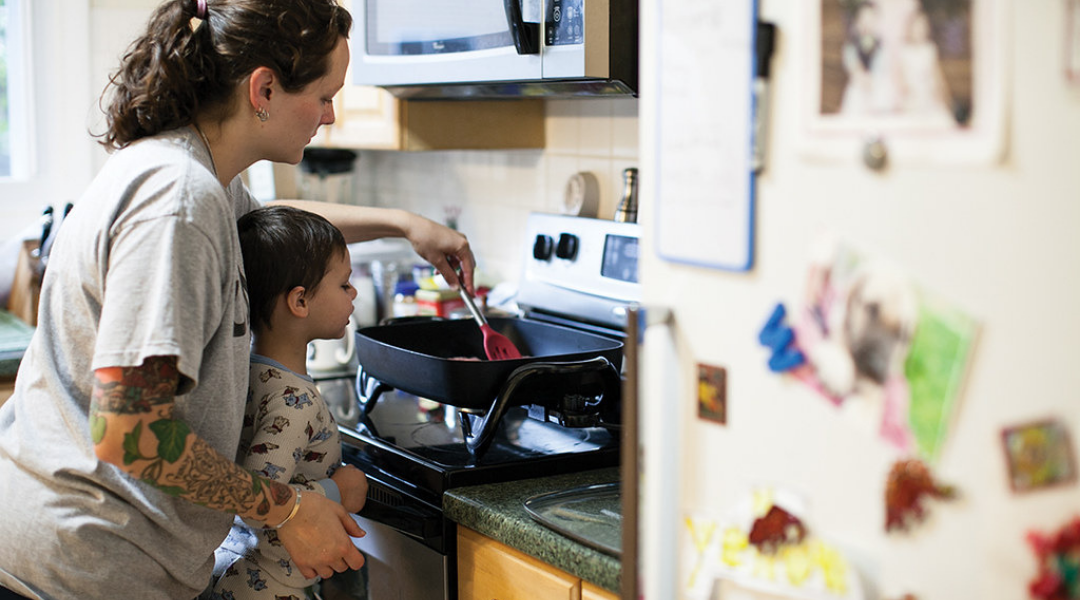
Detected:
[523,482,621,557]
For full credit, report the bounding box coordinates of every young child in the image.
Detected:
[206,206,369,600]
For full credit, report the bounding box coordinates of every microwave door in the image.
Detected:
[352,0,543,86]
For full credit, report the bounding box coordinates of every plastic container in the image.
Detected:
[415,288,466,318]
[346,238,418,322]
[392,279,421,318]
[298,148,358,204]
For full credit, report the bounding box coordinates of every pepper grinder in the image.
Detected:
[613,167,638,223]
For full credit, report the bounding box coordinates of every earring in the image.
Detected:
[255,107,270,122]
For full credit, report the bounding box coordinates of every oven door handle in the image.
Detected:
[357,495,443,543]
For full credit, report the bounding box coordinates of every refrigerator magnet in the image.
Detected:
[1001,418,1077,493]
[757,303,806,373]
[884,458,956,533]
[1026,516,1080,600]
[697,363,727,425]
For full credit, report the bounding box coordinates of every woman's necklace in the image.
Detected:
[192,122,218,177]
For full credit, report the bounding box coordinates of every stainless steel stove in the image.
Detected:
[316,213,640,600]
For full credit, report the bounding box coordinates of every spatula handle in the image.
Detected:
[452,261,488,327]
[458,285,488,327]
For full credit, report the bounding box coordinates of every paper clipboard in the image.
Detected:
[654,1,766,272]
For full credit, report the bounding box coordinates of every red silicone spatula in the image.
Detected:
[458,284,522,360]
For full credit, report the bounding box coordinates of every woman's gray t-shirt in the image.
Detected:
[0,127,259,599]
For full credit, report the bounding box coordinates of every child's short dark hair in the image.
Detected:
[238,206,348,333]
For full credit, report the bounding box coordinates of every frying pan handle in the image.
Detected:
[356,367,393,419]
[465,356,620,457]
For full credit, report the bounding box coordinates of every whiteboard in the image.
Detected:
[654,0,757,271]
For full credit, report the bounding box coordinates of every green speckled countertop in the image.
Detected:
[444,467,621,594]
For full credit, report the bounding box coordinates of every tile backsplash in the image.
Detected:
[326,98,639,285]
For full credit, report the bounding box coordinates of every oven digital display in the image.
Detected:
[601,234,639,283]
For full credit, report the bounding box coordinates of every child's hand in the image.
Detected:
[332,464,369,513]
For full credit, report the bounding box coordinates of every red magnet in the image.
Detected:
[1027,517,1080,599]
[884,458,955,532]
[748,504,807,554]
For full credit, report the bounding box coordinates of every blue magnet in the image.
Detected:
[758,302,806,373]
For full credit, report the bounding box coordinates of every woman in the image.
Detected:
[0,1,474,599]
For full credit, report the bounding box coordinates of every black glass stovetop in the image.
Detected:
[339,387,620,509]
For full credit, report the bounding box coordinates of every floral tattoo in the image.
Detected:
[90,356,293,520]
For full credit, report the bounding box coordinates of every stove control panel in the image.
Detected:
[518,213,641,331]
[533,234,554,260]
[555,233,579,260]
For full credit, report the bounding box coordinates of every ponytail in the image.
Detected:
[99,0,351,149]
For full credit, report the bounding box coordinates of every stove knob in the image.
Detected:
[556,233,579,260]
[533,234,554,260]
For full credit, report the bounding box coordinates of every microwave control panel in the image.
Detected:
[547,0,584,46]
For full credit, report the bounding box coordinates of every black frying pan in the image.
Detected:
[353,317,623,409]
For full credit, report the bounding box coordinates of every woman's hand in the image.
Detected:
[402,213,476,294]
[276,491,367,580]
[331,464,369,513]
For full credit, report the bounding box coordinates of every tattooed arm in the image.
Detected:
[89,355,365,579]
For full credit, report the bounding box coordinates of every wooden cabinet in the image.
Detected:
[326,83,545,151]
[582,582,618,600]
[324,0,544,151]
[324,83,399,150]
[457,527,617,600]
[0,379,14,408]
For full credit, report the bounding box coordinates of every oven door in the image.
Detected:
[322,514,451,600]
[322,471,455,600]
[329,429,458,599]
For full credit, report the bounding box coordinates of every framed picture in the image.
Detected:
[798,0,1006,165]
[697,363,728,425]
[1001,419,1077,493]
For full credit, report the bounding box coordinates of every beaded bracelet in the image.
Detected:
[272,490,302,530]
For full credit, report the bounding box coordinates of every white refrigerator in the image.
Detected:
[637,1,1080,599]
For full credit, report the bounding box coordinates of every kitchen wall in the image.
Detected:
[88,0,157,174]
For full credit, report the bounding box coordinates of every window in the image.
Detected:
[0,0,10,176]
[0,0,29,179]
[0,0,94,242]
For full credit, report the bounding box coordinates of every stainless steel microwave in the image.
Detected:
[349,0,638,98]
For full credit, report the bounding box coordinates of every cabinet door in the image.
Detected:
[458,527,581,600]
[328,82,401,150]
[582,582,618,600]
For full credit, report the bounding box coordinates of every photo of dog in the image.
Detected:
[791,236,976,459]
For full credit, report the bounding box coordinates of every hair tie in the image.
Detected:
[195,0,208,20]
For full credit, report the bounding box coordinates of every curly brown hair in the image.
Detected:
[99,0,352,149]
